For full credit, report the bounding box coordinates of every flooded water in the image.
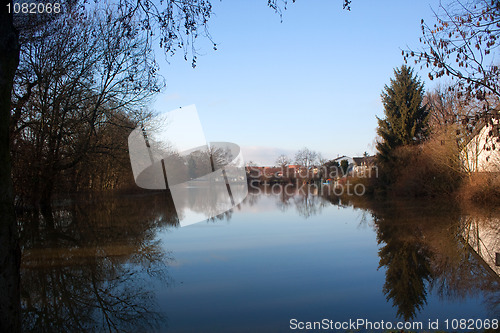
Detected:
[19,186,500,332]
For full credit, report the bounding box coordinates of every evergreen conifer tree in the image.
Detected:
[376,65,429,164]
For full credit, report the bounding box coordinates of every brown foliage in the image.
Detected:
[386,138,463,198]
[458,172,500,204]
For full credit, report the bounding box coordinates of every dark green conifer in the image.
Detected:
[376,65,429,163]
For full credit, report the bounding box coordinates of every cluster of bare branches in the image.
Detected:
[10,5,161,204]
[407,0,500,107]
[115,0,214,67]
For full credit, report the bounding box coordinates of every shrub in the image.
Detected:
[385,139,463,197]
[459,173,500,204]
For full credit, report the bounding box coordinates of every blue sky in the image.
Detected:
[153,0,443,165]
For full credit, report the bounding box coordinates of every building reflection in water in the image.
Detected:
[461,213,500,277]
[327,195,500,321]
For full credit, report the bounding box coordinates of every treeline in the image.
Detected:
[10,6,160,207]
[247,148,333,184]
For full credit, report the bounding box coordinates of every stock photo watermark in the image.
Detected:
[247,164,379,197]
[128,105,248,227]
[289,317,499,331]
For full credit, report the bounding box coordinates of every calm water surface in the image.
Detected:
[19,187,500,332]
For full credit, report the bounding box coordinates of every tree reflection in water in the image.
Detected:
[371,204,435,321]
[19,192,178,332]
[17,186,500,330]
[247,184,499,322]
[252,185,329,219]
[333,196,500,321]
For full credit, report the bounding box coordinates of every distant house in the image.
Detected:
[327,155,377,177]
[331,155,354,166]
[462,118,500,172]
[352,156,377,176]
[263,167,283,178]
[246,166,264,182]
[285,165,300,178]
[324,156,354,178]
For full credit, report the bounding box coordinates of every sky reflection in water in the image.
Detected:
[20,187,499,332]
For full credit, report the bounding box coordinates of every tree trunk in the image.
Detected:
[0,1,21,332]
[40,172,55,209]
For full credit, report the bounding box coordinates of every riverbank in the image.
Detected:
[337,169,500,207]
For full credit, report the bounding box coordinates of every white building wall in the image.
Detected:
[462,120,500,172]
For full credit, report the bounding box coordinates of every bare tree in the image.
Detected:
[406,0,500,178]
[407,0,500,115]
[11,7,159,206]
[317,152,327,166]
[295,147,317,169]
[0,1,22,330]
[424,84,500,177]
[275,154,291,167]
[424,84,463,130]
